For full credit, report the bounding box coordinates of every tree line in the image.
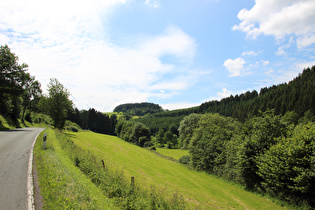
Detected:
[133,66,315,137]
[0,45,117,134]
[0,45,42,125]
[113,102,164,116]
[178,110,315,207]
[68,108,117,135]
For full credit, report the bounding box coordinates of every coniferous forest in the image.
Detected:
[134,66,315,135]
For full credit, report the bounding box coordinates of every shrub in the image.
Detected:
[179,155,191,165]
[64,120,81,132]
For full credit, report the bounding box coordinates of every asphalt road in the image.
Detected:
[0,127,45,210]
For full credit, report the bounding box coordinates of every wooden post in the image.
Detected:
[101,160,105,169]
[43,133,47,150]
[131,176,135,188]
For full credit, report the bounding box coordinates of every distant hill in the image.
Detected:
[134,65,315,134]
[113,102,164,116]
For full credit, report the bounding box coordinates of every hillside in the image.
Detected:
[67,130,287,209]
[134,65,315,134]
[113,102,164,116]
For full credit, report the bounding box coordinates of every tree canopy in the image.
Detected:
[0,44,42,123]
[46,78,73,129]
[113,102,164,116]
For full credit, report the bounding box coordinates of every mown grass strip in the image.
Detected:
[155,148,189,160]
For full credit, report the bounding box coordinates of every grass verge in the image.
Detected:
[33,128,116,209]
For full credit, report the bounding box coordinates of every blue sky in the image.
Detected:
[1,0,315,111]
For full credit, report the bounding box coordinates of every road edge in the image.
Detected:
[27,128,45,210]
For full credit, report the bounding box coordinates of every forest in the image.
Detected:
[134,66,315,136]
[177,110,314,207]
[113,102,164,116]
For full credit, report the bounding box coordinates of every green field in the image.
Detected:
[155,148,189,160]
[67,130,287,209]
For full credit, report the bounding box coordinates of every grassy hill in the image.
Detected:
[66,130,287,209]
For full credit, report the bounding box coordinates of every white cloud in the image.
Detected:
[263,60,269,66]
[241,50,260,56]
[202,88,234,102]
[161,102,200,111]
[223,57,246,77]
[140,26,197,63]
[218,88,231,98]
[0,0,200,112]
[145,0,160,8]
[233,0,315,47]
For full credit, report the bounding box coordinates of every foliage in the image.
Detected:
[0,45,42,124]
[116,120,151,147]
[64,120,81,132]
[189,113,239,174]
[178,113,202,148]
[133,115,184,136]
[257,123,315,206]
[69,108,117,135]
[46,78,73,129]
[113,102,164,116]
[179,155,191,165]
[136,66,315,133]
[237,110,288,190]
[199,66,315,121]
[179,109,315,207]
[31,112,52,125]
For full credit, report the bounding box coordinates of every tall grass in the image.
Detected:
[34,129,116,209]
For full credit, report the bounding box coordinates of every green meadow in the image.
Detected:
[67,130,287,209]
[155,148,189,160]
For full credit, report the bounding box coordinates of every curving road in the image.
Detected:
[0,127,45,210]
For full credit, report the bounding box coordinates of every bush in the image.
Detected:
[150,146,156,150]
[143,141,153,147]
[64,120,81,132]
[179,155,191,165]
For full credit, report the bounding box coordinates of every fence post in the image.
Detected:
[131,176,135,188]
[101,160,105,169]
[43,133,47,149]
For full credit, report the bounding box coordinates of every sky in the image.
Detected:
[1,0,315,112]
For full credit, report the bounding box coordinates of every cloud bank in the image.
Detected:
[233,0,315,47]
[0,0,200,111]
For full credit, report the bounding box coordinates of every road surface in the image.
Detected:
[0,127,45,210]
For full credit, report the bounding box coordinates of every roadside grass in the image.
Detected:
[0,114,12,130]
[34,129,185,209]
[68,130,289,209]
[0,114,26,130]
[33,128,116,209]
[155,148,189,160]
